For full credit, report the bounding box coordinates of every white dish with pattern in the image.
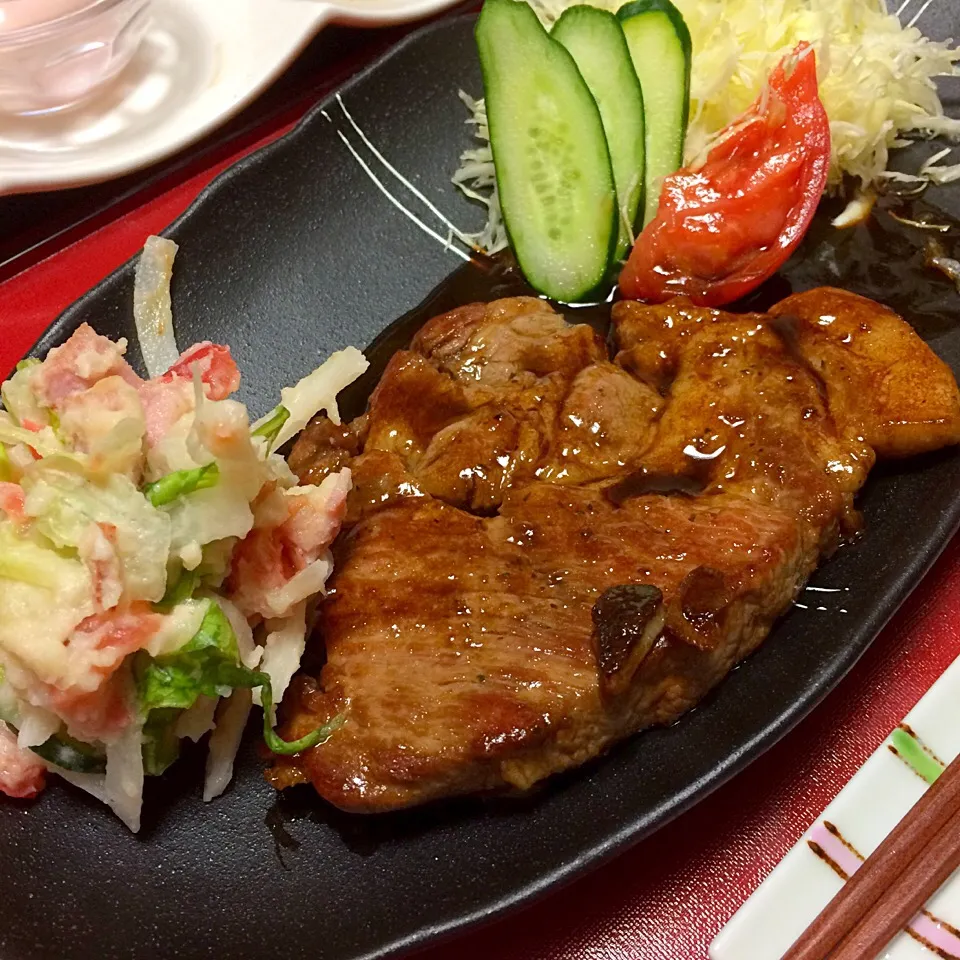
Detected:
[0,0,461,195]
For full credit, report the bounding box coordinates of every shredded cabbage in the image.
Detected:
[454,0,960,252]
[673,0,960,187]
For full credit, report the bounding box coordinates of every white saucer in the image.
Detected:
[0,0,462,196]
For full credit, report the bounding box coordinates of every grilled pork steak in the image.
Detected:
[270,289,960,812]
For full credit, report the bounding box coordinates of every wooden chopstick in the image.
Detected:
[831,801,960,959]
[782,748,960,960]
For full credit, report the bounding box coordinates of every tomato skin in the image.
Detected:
[161,342,240,400]
[0,723,46,800]
[46,604,162,742]
[619,44,830,307]
[0,482,26,524]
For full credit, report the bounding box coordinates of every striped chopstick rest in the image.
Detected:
[782,750,960,958]
[709,654,960,960]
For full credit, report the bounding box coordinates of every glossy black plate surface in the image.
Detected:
[5,13,960,960]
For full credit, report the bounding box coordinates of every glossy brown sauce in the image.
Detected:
[338,191,960,430]
[337,252,611,422]
[741,192,960,333]
[767,313,829,400]
[604,469,706,505]
[269,192,960,831]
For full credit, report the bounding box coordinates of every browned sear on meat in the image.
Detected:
[269,288,960,812]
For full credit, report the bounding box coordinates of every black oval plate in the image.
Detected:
[5,13,960,960]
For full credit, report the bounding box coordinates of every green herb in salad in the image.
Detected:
[137,602,339,760]
[31,732,107,776]
[251,404,291,445]
[153,568,201,613]
[0,443,11,483]
[143,462,221,508]
[141,708,182,777]
[258,678,344,756]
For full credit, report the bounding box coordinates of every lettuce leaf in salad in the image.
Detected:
[137,601,248,711]
[23,466,171,604]
[141,708,181,776]
[153,567,200,613]
[0,443,11,483]
[195,538,237,587]
[0,522,69,589]
[0,359,51,431]
[153,536,240,618]
[142,462,220,508]
[0,413,61,459]
[137,600,342,762]
[136,601,250,775]
[165,480,256,556]
[0,668,15,722]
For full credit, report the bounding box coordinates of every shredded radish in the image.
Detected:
[133,236,181,378]
[262,554,333,620]
[16,705,60,749]
[253,604,307,708]
[175,695,218,742]
[216,596,262,670]
[104,723,145,832]
[203,689,251,802]
[254,346,369,452]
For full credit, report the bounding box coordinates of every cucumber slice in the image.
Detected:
[553,6,646,267]
[476,0,617,302]
[618,0,692,227]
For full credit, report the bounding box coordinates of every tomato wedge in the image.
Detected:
[619,44,830,307]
